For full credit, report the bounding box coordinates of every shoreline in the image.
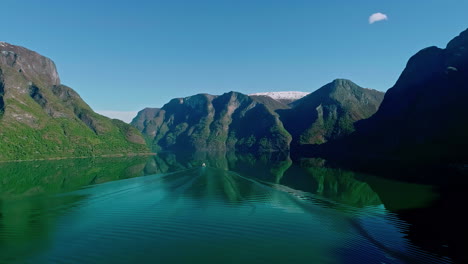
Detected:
[0,153,157,163]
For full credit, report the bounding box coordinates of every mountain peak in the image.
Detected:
[278,79,385,145]
[222,91,247,98]
[331,78,354,85]
[0,41,60,86]
[293,79,368,106]
[328,79,365,90]
[446,28,468,49]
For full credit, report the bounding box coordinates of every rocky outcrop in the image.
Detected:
[0,42,60,87]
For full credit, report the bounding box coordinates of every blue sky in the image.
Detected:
[1,0,468,122]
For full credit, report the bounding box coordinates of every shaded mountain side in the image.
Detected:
[132,92,292,153]
[279,79,385,145]
[0,42,148,161]
[314,28,468,168]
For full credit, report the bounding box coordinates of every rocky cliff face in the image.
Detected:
[319,28,468,166]
[0,42,60,87]
[0,42,148,160]
[279,79,384,145]
[132,92,292,152]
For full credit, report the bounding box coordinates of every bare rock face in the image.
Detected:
[0,42,60,87]
[0,42,148,160]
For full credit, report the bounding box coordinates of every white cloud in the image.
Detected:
[96,110,139,123]
[369,12,388,24]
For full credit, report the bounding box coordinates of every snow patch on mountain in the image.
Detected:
[249,91,310,100]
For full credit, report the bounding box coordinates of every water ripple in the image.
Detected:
[0,167,452,264]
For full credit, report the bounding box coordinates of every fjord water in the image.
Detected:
[0,154,454,263]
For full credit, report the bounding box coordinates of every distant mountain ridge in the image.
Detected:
[133,80,384,153]
[0,42,148,160]
[249,91,310,104]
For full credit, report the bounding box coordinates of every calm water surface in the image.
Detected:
[0,153,457,263]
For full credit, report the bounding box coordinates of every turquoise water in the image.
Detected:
[0,153,454,263]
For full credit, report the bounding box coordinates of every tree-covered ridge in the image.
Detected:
[0,42,148,161]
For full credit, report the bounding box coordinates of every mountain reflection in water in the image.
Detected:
[0,152,456,263]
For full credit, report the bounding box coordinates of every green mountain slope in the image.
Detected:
[0,42,148,160]
[133,80,384,152]
[131,92,292,153]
